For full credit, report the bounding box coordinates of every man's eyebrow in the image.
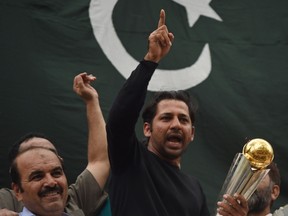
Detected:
[52,166,63,172]
[160,112,189,117]
[178,113,189,118]
[160,112,172,115]
[28,170,44,180]
[28,166,63,177]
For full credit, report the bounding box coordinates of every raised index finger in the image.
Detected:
[158,9,166,28]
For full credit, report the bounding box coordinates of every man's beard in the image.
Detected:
[248,186,272,214]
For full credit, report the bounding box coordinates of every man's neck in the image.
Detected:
[147,145,181,168]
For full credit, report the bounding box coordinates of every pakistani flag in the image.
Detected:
[1,0,287,212]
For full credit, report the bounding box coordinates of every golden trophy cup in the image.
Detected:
[216,138,274,215]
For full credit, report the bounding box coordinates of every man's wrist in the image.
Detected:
[144,52,161,63]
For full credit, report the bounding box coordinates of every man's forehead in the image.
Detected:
[157,100,189,114]
[19,137,56,151]
[17,148,62,169]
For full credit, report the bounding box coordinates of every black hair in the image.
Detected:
[267,162,281,186]
[141,90,197,125]
[8,132,54,165]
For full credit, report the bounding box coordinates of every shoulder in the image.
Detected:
[0,188,23,211]
[65,169,108,216]
[273,204,288,216]
[0,188,14,197]
[67,169,102,197]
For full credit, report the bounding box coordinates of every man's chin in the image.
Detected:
[43,203,64,214]
[165,148,183,159]
[166,141,183,150]
[41,197,65,212]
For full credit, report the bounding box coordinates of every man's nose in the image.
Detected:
[43,174,57,187]
[170,117,181,128]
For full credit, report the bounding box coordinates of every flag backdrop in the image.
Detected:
[0,0,287,212]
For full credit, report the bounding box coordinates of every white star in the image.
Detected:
[172,0,222,27]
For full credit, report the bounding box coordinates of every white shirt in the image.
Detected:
[273,204,288,216]
[19,207,69,216]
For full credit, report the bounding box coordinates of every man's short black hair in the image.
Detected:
[142,90,197,125]
[8,132,53,165]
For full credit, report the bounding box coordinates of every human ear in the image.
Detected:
[190,126,195,141]
[12,182,23,201]
[143,122,152,137]
[271,184,280,201]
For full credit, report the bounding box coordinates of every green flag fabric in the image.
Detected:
[1,0,287,212]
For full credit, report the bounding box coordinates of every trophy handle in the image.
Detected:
[215,153,270,216]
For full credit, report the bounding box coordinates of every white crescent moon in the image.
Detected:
[89,0,211,91]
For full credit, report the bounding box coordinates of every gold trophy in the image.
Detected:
[216,138,274,215]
